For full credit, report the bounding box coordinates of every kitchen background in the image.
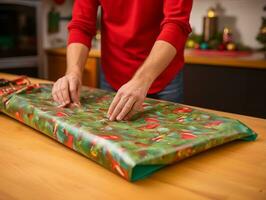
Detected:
[0,0,266,118]
[43,0,266,49]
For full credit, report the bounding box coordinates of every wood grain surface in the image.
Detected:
[0,73,265,200]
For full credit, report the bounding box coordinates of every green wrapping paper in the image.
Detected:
[0,77,257,181]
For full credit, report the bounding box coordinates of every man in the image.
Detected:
[52,0,193,121]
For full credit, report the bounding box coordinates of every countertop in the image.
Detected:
[0,73,265,200]
[46,48,266,69]
[185,50,266,69]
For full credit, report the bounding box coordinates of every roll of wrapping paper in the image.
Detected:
[0,77,257,181]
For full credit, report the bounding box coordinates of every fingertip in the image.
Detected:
[57,103,65,108]
[65,99,71,104]
[107,109,112,118]
[109,115,116,121]
[107,108,112,116]
[73,102,81,107]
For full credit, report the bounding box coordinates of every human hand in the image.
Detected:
[52,71,82,107]
[107,78,151,121]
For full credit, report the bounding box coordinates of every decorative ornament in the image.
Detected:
[200,42,209,50]
[223,27,233,44]
[48,6,60,33]
[256,6,266,58]
[218,44,226,51]
[186,39,195,49]
[194,43,200,49]
[226,42,237,51]
[203,7,218,42]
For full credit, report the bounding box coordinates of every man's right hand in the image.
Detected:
[52,72,82,107]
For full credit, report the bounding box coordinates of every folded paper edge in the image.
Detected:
[236,119,258,141]
[131,165,166,181]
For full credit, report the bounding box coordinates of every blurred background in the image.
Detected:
[0,0,265,118]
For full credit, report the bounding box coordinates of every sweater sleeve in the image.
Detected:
[156,0,193,52]
[67,0,99,49]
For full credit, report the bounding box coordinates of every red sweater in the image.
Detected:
[68,0,192,94]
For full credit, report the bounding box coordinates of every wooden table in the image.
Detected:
[0,73,265,200]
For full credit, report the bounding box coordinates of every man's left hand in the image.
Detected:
[107,78,150,121]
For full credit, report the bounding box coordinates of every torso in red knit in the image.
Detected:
[68,0,192,94]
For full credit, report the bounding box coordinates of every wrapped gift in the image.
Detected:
[0,77,257,181]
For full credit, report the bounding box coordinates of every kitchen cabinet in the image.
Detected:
[46,48,100,88]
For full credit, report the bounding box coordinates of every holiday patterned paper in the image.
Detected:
[0,77,257,181]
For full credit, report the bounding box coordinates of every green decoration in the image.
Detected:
[186,28,252,52]
[256,17,266,51]
[256,6,266,57]
[188,32,204,44]
[200,42,209,50]
[0,77,257,181]
[48,6,60,34]
[256,6,266,50]
[208,39,220,50]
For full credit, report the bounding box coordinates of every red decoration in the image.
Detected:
[180,132,197,140]
[205,120,223,128]
[144,123,160,129]
[56,111,68,117]
[145,117,159,123]
[194,43,200,49]
[218,44,226,51]
[98,134,121,140]
[173,107,193,114]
